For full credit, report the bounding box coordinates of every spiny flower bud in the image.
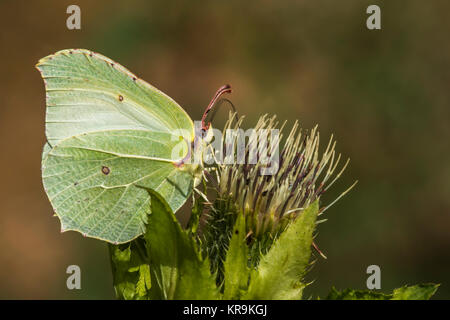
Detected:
[200,113,355,282]
[213,112,355,239]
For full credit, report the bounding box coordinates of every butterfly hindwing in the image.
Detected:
[37,49,196,243]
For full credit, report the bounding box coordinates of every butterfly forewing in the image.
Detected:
[37,49,194,146]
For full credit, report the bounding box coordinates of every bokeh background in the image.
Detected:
[0,0,449,299]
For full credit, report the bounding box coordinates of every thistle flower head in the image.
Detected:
[200,112,356,284]
[212,113,354,238]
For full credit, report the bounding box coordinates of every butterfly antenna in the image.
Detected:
[209,98,238,125]
[201,84,232,132]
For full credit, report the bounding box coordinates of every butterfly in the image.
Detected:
[37,49,231,244]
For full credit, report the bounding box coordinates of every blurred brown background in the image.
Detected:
[0,0,449,299]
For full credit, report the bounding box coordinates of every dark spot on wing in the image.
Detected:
[74,182,78,186]
[118,95,124,102]
[132,76,137,81]
[101,166,110,175]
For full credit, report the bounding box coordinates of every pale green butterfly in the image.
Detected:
[37,49,231,244]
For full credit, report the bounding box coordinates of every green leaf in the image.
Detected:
[135,264,152,298]
[187,192,204,236]
[144,188,220,300]
[325,283,439,300]
[392,284,440,300]
[243,201,319,300]
[37,49,198,244]
[109,238,151,300]
[325,287,392,300]
[223,212,250,299]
